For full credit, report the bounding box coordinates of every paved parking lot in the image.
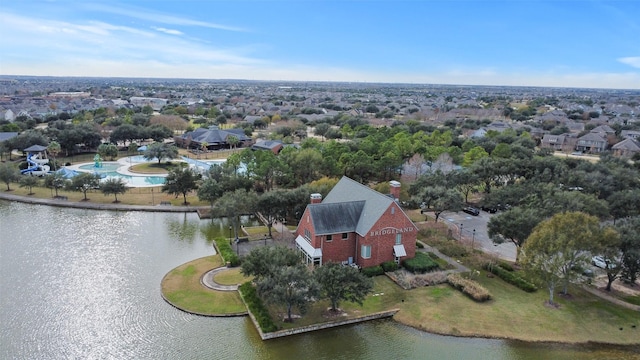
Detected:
[439,210,517,262]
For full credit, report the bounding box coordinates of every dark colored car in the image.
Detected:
[481,205,497,213]
[462,206,480,216]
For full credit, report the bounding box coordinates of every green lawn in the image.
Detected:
[161,256,247,315]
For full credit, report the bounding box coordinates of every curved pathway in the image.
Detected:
[201,267,240,291]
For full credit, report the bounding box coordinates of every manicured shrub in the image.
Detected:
[214,237,240,267]
[381,261,399,272]
[239,282,278,333]
[447,273,492,302]
[361,265,384,277]
[403,252,440,274]
[498,261,514,272]
[484,263,537,292]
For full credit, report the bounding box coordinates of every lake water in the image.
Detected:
[1,200,638,359]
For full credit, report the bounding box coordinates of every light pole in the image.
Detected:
[229,226,232,245]
[236,239,239,255]
[460,223,464,241]
[472,229,476,250]
[264,234,267,246]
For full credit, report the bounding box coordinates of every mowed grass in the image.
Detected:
[363,273,639,344]
[213,267,253,286]
[161,255,247,315]
[4,182,208,206]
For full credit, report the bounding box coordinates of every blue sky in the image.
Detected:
[1,0,638,89]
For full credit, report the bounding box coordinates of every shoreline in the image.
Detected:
[0,191,205,213]
[3,193,639,347]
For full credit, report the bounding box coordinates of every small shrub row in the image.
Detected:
[361,265,384,277]
[410,272,448,288]
[484,263,537,292]
[447,273,492,302]
[238,282,278,333]
[403,252,439,274]
[214,237,240,267]
[497,261,514,272]
[381,261,399,272]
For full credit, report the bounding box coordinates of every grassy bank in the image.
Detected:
[360,274,639,345]
[3,183,208,206]
[161,256,247,315]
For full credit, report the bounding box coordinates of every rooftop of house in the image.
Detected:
[309,176,398,236]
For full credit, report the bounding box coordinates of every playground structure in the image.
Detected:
[21,145,51,176]
[93,154,103,168]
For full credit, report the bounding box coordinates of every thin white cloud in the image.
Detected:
[618,57,640,69]
[151,27,183,36]
[83,3,247,32]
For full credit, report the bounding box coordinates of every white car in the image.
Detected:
[591,256,608,269]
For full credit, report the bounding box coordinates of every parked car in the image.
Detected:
[591,256,607,269]
[481,205,497,213]
[462,206,480,216]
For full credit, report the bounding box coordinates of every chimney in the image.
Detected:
[310,193,322,204]
[389,181,401,200]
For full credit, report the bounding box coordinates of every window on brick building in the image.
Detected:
[342,232,348,240]
[395,233,402,245]
[391,206,395,214]
[326,234,332,242]
[304,229,311,241]
[361,245,371,259]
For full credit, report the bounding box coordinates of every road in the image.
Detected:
[439,209,517,262]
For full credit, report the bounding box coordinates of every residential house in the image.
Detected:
[251,139,283,154]
[612,138,640,158]
[621,130,640,140]
[540,133,577,152]
[575,133,608,153]
[295,177,417,268]
[174,126,253,150]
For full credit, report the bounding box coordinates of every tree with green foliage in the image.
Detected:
[522,212,603,304]
[0,163,20,191]
[226,135,239,149]
[256,189,290,237]
[241,245,300,280]
[463,146,489,167]
[488,207,544,264]
[43,172,68,197]
[100,177,127,202]
[66,172,101,201]
[214,189,258,240]
[144,142,178,164]
[97,143,119,161]
[596,227,623,292]
[314,262,373,311]
[257,264,319,323]
[162,167,201,205]
[616,217,640,285]
[19,175,40,195]
[414,186,463,222]
[197,177,222,209]
[47,141,61,170]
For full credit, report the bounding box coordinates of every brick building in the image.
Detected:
[294,177,417,268]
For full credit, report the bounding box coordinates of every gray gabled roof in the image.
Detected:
[612,138,640,151]
[181,127,250,145]
[24,144,48,152]
[309,201,365,235]
[321,176,395,236]
[0,132,18,142]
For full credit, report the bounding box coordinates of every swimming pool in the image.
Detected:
[75,162,166,187]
